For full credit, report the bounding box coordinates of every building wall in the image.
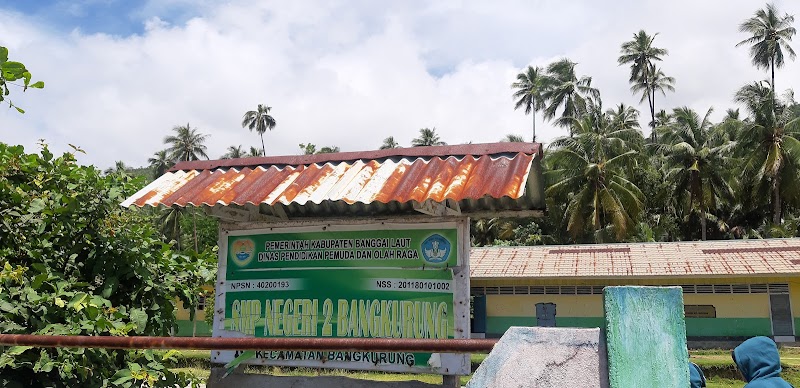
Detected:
[791,282,800,336]
[474,277,796,339]
[174,289,213,337]
[485,294,603,335]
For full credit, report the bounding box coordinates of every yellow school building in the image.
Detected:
[470,238,800,344]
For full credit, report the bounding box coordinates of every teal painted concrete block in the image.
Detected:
[604,286,688,388]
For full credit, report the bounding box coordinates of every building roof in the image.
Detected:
[122,142,544,220]
[470,239,800,279]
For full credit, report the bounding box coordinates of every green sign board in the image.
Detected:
[226,228,459,271]
[214,223,468,374]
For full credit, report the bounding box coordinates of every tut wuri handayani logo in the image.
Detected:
[421,234,451,264]
[230,238,255,267]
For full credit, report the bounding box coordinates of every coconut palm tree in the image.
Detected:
[630,67,675,139]
[512,66,551,141]
[164,123,209,162]
[248,146,263,157]
[299,143,317,155]
[546,99,644,241]
[557,98,644,163]
[725,109,741,121]
[654,107,734,240]
[471,218,516,246]
[411,128,446,147]
[158,206,183,250]
[737,3,796,99]
[104,161,129,176]
[653,109,672,128]
[161,124,208,250]
[502,134,525,142]
[618,30,671,134]
[148,149,173,179]
[542,59,598,134]
[380,136,400,149]
[607,103,641,133]
[241,104,276,155]
[222,145,245,159]
[735,80,800,226]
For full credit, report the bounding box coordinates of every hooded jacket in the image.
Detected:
[689,362,706,388]
[733,336,793,388]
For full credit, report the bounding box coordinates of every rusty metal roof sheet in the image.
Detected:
[470,238,800,279]
[122,143,544,218]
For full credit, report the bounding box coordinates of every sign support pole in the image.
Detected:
[442,375,459,388]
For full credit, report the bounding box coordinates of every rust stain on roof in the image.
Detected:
[121,142,542,211]
[701,246,800,254]
[549,247,631,254]
[471,239,800,279]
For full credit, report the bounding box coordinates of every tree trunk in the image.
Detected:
[193,209,198,252]
[773,174,782,225]
[700,213,707,241]
[260,134,266,156]
[771,59,776,102]
[532,99,537,143]
[650,90,657,142]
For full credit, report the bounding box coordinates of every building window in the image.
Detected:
[197,295,206,311]
[685,305,716,318]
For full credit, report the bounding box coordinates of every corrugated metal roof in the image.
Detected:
[122,143,544,218]
[470,239,800,279]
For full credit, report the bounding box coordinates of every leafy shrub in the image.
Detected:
[0,143,213,387]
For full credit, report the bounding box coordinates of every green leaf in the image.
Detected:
[101,276,118,298]
[161,349,180,361]
[111,369,133,385]
[28,198,45,213]
[14,106,24,114]
[0,47,8,63]
[0,300,17,314]
[68,292,89,311]
[0,62,26,79]
[30,81,44,89]
[224,350,255,377]
[5,346,32,356]
[130,308,147,334]
[34,350,54,372]
[54,297,65,308]
[128,362,142,372]
[31,273,48,290]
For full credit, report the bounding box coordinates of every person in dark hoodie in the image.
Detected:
[732,336,793,387]
[690,361,706,388]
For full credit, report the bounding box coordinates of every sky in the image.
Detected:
[1,0,798,169]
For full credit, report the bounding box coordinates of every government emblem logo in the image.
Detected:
[421,234,451,264]
[230,238,255,267]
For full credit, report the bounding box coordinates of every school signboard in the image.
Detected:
[212,221,471,375]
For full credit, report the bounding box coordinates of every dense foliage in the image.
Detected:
[0,143,214,387]
[477,4,800,245]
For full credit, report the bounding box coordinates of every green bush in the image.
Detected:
[0,143,212,387]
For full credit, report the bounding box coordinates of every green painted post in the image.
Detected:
[604,286,689,387]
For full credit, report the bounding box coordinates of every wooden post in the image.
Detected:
[442,375,459,388]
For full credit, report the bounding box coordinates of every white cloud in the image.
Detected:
[1,0,799,169]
